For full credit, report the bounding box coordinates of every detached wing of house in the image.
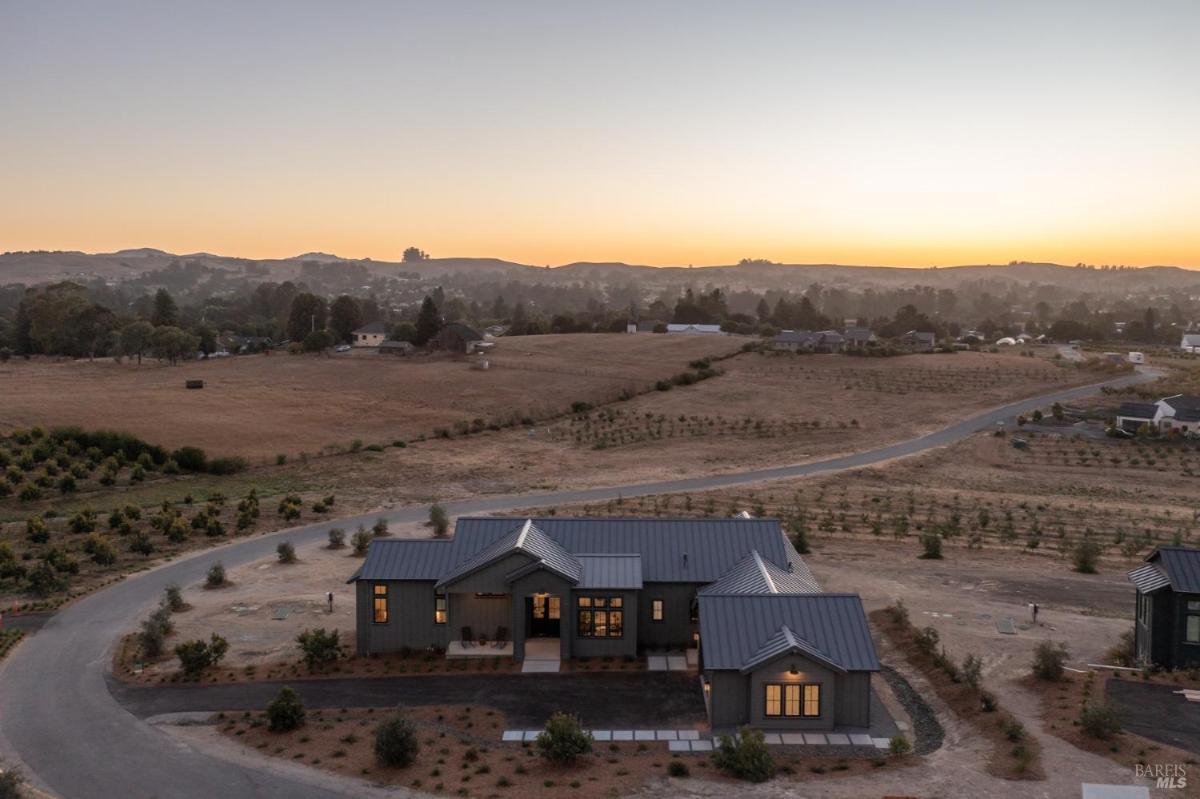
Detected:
[1180,333,1200,352]
[1114,402,1158,432]
[1128,546,1200,668]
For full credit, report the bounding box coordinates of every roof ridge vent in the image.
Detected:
[515,519,533,549]
[751,550,778,593]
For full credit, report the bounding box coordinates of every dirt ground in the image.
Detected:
[0,334,742,462]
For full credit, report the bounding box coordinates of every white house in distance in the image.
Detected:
[666,323,726,335]
[1115,394,1200,435]
[352,320,387,347]
[1182,333,1200,353]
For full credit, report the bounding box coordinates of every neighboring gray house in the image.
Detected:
[1129,547,1200,670]
[349,516,878,731]
[769,330,845,353]
[843,327,876,350]
[378,340,415,356]
[903,330,936,352]
[1180,333,1200,353]
[1115,394,1200,436]
[1114,401,1157,433]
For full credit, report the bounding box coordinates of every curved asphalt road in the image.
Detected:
[0,368,1156,799]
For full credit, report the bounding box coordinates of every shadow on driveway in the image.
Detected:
[109,671,708,729]
[1107,678,1200,754]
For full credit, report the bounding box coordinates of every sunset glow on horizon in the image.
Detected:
[3,1,1199,268]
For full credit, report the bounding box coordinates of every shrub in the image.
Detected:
[1072,539,1101,574]
[296,628,341,672]
[266,686,306,732]
[172,446,207,472]
[429,504,449,537]
[84,533,117,565]
[26,515,50,544]
[351,528,372,556]
[128,531,154,555]
[1079,703,1121,739]
[206,562,227,587]
[327,528,346,549]
[914,626,940,656]
[0,762,23,799]
[276,541,297,564]
[888,735,911,756]
[1032,640,1068,680]
[535,713,593,766]
[919,533,943,559]
[886,600,909,626]
[1107,628,1136,667]
[372,518,390,537]
[374,711,420,767]
[174,633,229,679]
[139,605,174,658]
[207,456,248,475]
[713,726,775,782]
[164,583,185,612]
[961,653,983,689]
[667,760,689,777]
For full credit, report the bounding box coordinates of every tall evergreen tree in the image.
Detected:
[151,288,178,327]
[415,296,443,346]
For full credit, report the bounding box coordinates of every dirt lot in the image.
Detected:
[0,334,742,462]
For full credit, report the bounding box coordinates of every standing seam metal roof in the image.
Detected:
[698,594,880,672]
[1128,563,1171,593]
[576,554,643,589]
[434,520,582,589]
[1149,547,1200,594]
[699,550,821,595]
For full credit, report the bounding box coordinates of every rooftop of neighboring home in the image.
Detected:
[439,322,483,341]
[1116,401,1158,419]
[1129,546,1200,594]
[843,327,875,342]
[353,320,388,335]
[1161,394,1200,413]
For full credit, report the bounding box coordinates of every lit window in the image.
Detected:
[549,595,561,620]
[802,684,821,717]
[577,596,623,637]
[434,592,446,625]
[373,583,388,624]
[651,599,664,622]
[764,684,782,716]
[784,685,801,717]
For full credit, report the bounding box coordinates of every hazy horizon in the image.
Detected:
[3,1,1199,269]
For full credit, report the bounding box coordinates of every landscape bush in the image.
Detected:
[1071,539,1101,573]
[174,633,229,679]
[888,735,912,756]
[374,711,420,767]
[535,712,593,766]
[276,541,297,564]
[372,518,389,537]
[327,528,346,549]
[139,604,175,658]
[713,726,775,782]
[919,532,943,559]
[164,583,185,612]
[296,628,341,672]
[266,686,306,732]
[1106,628,1136,667]
[0,761,23,799]
[961,653,983,689]
[1078,702,1121,739]
[429,504,449,537]
[83,533,117,565]
[1031,641,1068,680]
[206,562,227,588]
[351,528,372,556]
[667,760,689,777]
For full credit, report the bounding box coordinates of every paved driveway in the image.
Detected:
[1107,678,1200,754]
[112,671,707,728]
[0,368,1159,799]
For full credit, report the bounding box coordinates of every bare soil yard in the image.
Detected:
[0,334,742,461]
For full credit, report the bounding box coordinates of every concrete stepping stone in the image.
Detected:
[592,731,612,742]
[521,659,560,673]
[667,656,688,670]
[762,733,782,745]
[803,733,827,745]
[647,656,668,671]
[780,733,805,745]
[523,731,540,742]
[826,733,850,745]
[612,731,634,741]
[690,740,713,752]
[655,730,677,740]
[678,730,699,741]
[501,730,523,742]
[850,733,873,746]
[634,730,655,741]
[668,740,690,752]
[871,737,891,749]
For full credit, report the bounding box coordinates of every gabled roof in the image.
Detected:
[699,549,821,595]
[1116,402,1157,419]
[1161,395,1200,413]
[1128,563,1171,594]
[435,520,581,589]
[739,624,847,674]
[577,554,643,589]
[354,320,388,334]
[1181,334,1200,346]
[439,322,482,342]
[772,330,814,344]
[1175,408,1200,423]
[699,594,879,672]
[843,327,875,341]
[1143,547,1200,594]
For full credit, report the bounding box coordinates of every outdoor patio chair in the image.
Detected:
[461,626,474,647]
[493,626,508,648]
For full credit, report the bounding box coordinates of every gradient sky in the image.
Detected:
[2,1,1198,267]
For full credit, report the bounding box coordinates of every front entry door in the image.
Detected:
[527,595,561,637]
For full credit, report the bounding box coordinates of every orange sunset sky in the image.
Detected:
[2,2,1198,268]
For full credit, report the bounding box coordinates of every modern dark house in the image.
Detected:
[349,516,879,731]
[429,323,483,353]
[1128,546,1200,669]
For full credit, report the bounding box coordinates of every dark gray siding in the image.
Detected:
[355,579,449,655]
[834,672,872,727]
[509,569,573,660]
[706,670,749,728]
[639,583,701,650]
[443,552,533,594]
